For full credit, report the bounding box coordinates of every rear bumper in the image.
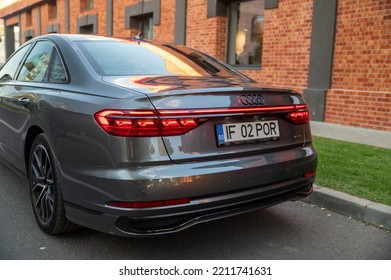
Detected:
[62,144,317,236]
[118,179,313,236]
[65,176,313,236]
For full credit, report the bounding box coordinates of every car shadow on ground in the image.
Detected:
[52,205,305,260]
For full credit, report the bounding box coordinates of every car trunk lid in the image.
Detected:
[102,76,310,163]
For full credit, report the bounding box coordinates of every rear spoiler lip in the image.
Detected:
[157,104,308,117]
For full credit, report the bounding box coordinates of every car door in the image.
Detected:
[0,43,32,170]
[0,41,60,173]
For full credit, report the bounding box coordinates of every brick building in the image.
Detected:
[0,0,390,131]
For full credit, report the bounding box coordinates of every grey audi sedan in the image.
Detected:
[0,34,317,236]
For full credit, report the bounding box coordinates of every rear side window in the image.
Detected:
[15,41,67,83]
[48,50,67,82]
[0,44,31,82]
[17,41,54,82]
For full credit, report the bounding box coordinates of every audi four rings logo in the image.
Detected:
[239,94,266,106]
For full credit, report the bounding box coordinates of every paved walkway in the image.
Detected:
[310,121,391,149]
[305,121,391,231]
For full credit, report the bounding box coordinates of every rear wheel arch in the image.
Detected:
[24,126,44,176]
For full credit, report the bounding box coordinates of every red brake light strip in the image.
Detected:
[157,104,307,117]
[94,104,308,137]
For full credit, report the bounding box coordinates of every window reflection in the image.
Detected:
[17,41,53,82]
[76,40,247,79]
[228,0,264,67]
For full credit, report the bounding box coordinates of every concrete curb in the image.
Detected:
[302,186,391,231]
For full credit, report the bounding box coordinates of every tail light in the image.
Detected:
[286,110,309,124]
[95,104,310,137]
[303,170,316,178]
[94,109,204,137]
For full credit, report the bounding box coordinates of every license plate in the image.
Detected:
[216,120,280,146]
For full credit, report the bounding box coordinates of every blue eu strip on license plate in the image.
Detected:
[216,123,226,145]
[216,120,280,146]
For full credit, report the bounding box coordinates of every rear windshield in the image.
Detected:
[75,40,249,79]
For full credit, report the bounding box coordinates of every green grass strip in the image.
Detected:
[313,136,391,206]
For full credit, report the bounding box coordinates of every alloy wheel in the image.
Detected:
[30,144,55,224]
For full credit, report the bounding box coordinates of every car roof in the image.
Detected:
[29,33,151,45]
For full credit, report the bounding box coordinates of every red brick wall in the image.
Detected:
[326,0,391,131]
[55,0,67,34]
[0,0,43,19]
[39,0,67,37]
[69,0,107,34]
[20,11,32,42]
[248,0,314,94]
[186,0,227,60]
[154,0,175,43]
[113,0,137,37]
[326,90,391,131]
[40,2,49,35]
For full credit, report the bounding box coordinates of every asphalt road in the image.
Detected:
[0,160,390,260]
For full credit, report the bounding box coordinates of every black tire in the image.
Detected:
[28,134,78,234]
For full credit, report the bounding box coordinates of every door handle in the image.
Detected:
[18,97,31,106]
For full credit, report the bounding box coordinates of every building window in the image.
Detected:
[46,23,60,34]
[80,24,94,34]
[227,0,264,67]
[80,0,94,11]
[14,26,20,50]
[48,0,57,19]
[125,0,160,39]
[25,29,35,42]
[77,14,98,34]
[139,15,154,39]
